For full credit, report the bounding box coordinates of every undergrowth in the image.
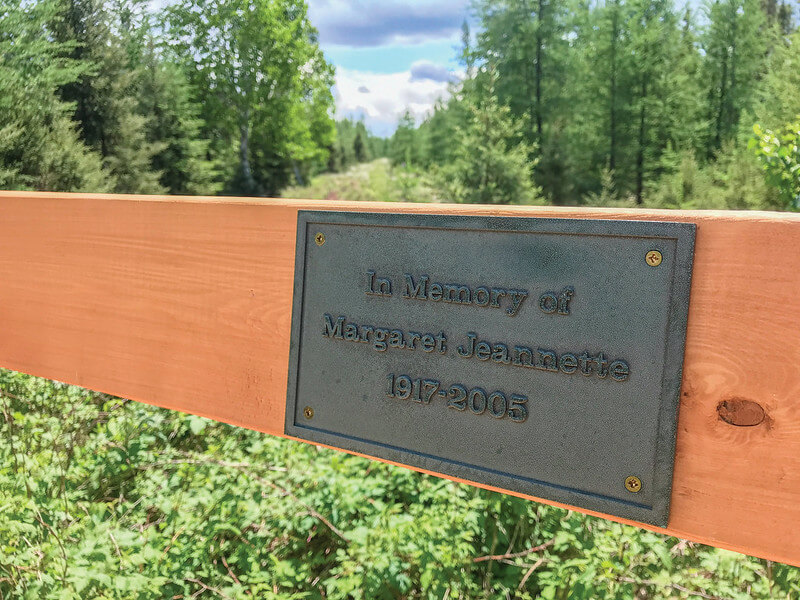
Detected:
[1,369,798,599]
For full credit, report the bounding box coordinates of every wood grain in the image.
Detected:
[1,190,799,565]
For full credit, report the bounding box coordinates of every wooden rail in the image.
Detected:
[1,191,799,565]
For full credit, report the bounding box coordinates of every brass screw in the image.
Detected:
[303,406,314,419]
[625,475,642,493]
[314,232,325,246]
[645,250,662,267]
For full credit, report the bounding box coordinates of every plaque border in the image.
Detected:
[285,210,696,527]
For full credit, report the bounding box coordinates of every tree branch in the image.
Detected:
[473,537,554,563]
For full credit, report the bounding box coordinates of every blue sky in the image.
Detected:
[307,0,470,136]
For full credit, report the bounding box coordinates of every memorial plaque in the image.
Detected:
[285,211,695,526]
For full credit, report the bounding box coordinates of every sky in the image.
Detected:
[307,0,471,136]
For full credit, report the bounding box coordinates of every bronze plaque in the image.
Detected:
[285,211,695,526]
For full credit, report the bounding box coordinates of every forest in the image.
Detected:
[2,0,800,598]
[0,0,337,196]
[380,0,800,209]
[1,0,798,208]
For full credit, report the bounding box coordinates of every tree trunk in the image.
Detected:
[714,54,728,153]
[609,0,619,179]
[239,109,259,195]
[729,1,737,134]
[636,78,646,205]
[535,0,544,141]
[521,0,536,144]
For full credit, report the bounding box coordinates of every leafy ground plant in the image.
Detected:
[2,369,799,599]
[750,118,800,210]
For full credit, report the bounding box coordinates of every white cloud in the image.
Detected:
[333,66,460,136]
[308,0,468,47]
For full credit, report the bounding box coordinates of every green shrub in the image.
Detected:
[750,118,800,210]
[2,369,799,598]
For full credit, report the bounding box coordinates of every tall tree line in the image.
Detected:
[327,118,389,173]
[0,0,336,196]
[396,0,799,208]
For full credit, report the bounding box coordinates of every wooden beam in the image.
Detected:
[1,191,799,565]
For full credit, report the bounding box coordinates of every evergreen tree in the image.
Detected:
[752,30,800,131]
[440,68,542,205]
[474,0,568,145]
[667,8,709,157]
[564,0,705,204]
[760,0,795,35]
[50,0,165,193]
[0,0,109,191]
[353,121,369,162]
[135,45,220,195]
[474,0,570,202]
[628,0,692,203]
[333,119,357,170]
[390,111,419,167]
[329,118,384,171]
[326,143,342,173]
[702,0,772,155]
[566,0,637,201]
[416,98,465,169]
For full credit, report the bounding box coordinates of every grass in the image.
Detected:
[283,159,440,204]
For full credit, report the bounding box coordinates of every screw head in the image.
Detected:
[314,233,325,246]
[625,475,642,493]
[303,406,314,419]
[645,250,662,267]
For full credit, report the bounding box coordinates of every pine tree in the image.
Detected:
[703,0,771,155]
[390,112,418,167]
[353,121,370,163]
[50,0,166,193]
[0,0,110,192]
[441,68,542,205]
[473,0,570,202]
[567,0,637,200]
[131,43,219,194]
[628,0,692,203]
[417,99,465,169]
[668,8,709,156]
[752,30,800,131]
[760,0,795,35]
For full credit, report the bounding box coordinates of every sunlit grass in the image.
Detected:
[283,158,442,204]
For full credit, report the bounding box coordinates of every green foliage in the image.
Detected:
[752,30,800,134]
[2,0,797,208]
[50,0,168,195]
[3,0,800,594]
[2,368,800,598]
[750,118,800,209]
[283,158,439,204]
[702,0,773,156]
[438,70,543,205]
[165,0,335,196]
[415,98,465,169]
[0,0,110,192]
[328,119,386,173]
[385,0,797,210]
[101,97,166,195]
[389,111,420,168]
[645,142,780,210]
[135,46,222,195]
[472,0,570,203]
[0,0,337,198]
